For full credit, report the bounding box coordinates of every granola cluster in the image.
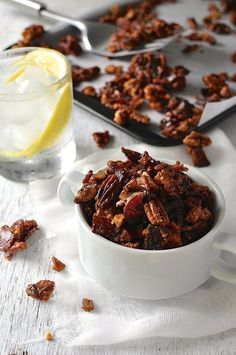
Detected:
[183,131,212,167]
[0,219,38,260]
[201,72,234,102]
[99,52,191,127]
[72,65,100,86]
[99,1,181,53]
[74,147,214,250]
[26,280,55,302]
[92,130,110,148]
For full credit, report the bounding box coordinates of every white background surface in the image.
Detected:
[0,0,236,354]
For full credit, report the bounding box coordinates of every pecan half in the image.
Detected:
[144,200,169,226]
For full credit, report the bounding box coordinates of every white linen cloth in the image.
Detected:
[29,128,236,346]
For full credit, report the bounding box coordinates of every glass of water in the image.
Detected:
[0,47,76,181]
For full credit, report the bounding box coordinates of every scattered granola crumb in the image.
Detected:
[185,32,216,45]
[105,64,123,75]
[92,130,110,148]
[0,219,38,260]
[51,256,65,272]
[45,331,54,341]
[82,298,94,312]
[26,280,55,302]
[82,86,97,97]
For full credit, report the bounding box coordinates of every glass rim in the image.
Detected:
[0,47,71,101]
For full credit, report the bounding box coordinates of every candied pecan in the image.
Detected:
[183,131,212,167]
[92,209,118,240]
[113,108,128,126]
[143,225,168,250]
[231,52,236,63]
[82,298,94,312]
[186,206,212,224]
[187,17,198,30]
[165,227,182,248]
[92,130,110,148]
[45,332,54,341]
[183,130,212,148]
[188,147,211,167]
[207,22,232,34]
[124,192,144,221]
[26,280,55,302]
[186,32,216,45]
[129,109,150,125]
[105,64,123,74]
[51,256,65,272]
[56,34,82,56]
[22,24,44,45]
[121,147,142,162]
[74,184,97,203]
[72,65,100,86]
[173,65,190,76]
[169,75,186,90]
[0,219,38,260]
[144,200,169,226]
[96,174,123,209]
[144,84,170,111]
[82,86,97,97]
[182,44,200,54]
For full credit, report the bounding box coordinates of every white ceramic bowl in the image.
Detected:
[58,159,236,300]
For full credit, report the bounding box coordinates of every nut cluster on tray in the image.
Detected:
[99,0,182,53]
[74,148,214,250]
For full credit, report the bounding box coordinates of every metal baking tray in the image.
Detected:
[7,0,236,146]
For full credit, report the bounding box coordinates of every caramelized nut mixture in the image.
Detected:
[92,130,110,148]
[183,131,212,167]
[26,280,55,302]
[72,65,100,86]
[74,148,214,250]
[99,1,181,53]
[0,219,38,260]
[201,72,234,102]
[82,298,94,311]
[51,256,66,272]
[55,34,82,56]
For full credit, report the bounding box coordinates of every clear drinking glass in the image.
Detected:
[0,47,76,181]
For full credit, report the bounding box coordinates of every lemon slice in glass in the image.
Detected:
[1,48,72,159]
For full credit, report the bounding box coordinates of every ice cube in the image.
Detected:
[16,66,56,94]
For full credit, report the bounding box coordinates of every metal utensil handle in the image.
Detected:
[6,0,45,13]
[6,0,85,31]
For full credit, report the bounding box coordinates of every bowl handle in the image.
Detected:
[210,233,236,284]
[57,169,84,206]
